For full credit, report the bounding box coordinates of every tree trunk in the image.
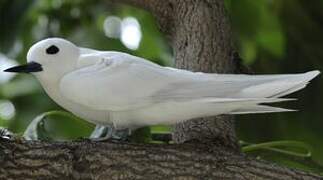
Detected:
[0,0,321,179]
[170,0,238,149]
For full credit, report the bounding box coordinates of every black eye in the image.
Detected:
[46,45,59,54]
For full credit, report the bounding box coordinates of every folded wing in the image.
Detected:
[60,51,320,114]
[60,52,178,111]
[155,70,320,100]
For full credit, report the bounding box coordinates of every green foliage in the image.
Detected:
[0,0,322,174]
[225,0,286,64]
[241,140,323,174]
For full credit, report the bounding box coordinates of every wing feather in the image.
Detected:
[60,50,320,112]
[155,70,320,100]
[60,52,175,111]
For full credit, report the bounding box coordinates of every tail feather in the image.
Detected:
[154,70,320,119]
[205,97,296,104]
[227,71,319,114]
[270,83,307,98]
[229,105,296,115]
[239,70,320,98]
[155,98,298,124]
[271,71,320,97]
[202,98,296,115]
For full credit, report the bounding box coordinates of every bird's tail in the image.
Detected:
[193,70,320,115]
[203,98,296,115]
[229,105,296,114]
[237,70,320,98]
[145,70,320,125]
[146,97,298,125]
[226,70,320,114]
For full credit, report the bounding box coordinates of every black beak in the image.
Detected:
[4,62,43,73]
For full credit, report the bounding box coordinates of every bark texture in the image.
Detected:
[0,0,321,179]
[0,139,321,180]
[170,0,238,148]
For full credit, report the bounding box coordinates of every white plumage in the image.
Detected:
[4,38,321,129]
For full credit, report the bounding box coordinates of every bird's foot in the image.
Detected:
[89,125,112,141]
[0,127,15,141]
[89,125,131,142]
[112,128,131,142]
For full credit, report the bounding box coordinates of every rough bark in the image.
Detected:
[0,139,321,180]
[170,0,238,148]
[0,0,321,179]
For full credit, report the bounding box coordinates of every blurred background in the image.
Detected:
[0,0,322,173]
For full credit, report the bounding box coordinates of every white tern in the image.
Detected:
[4,38,320,137]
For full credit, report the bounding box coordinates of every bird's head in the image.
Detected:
[4,38,79,78]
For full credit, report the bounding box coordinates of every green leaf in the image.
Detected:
[23,110,94,141]
[23,111,50,140]
[241,140,312,158]
[150,125,171,134]
[241,140,323,174]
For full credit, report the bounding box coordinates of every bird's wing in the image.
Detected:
[59,52,180,111]
[80,47,100,55]
[154,70,320,100]
[60,50,320,112]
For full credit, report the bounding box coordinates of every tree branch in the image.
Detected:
[0,139,321,180]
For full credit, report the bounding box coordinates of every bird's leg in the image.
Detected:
[89,125,131,142]
[112,128,131,141]
[89,125,113,141]
[0,127,15,140]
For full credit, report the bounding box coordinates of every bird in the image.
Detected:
[4,38,320,139]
